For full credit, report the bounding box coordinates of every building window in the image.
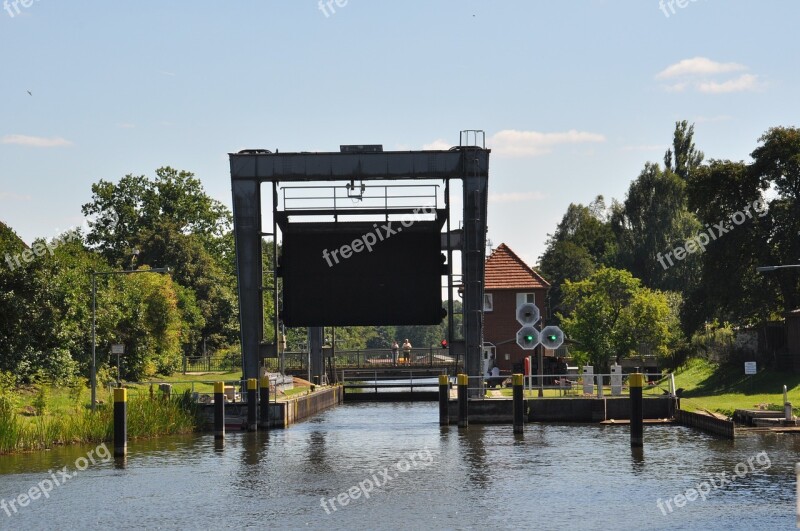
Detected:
[516,292,535,307]
[483,293,493,312]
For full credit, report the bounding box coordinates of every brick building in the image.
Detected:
[483,243,551,373]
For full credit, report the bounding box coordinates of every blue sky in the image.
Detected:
[1,0,798,268]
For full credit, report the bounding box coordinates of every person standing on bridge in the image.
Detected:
[391,340,399,366]
[402,338,412,364]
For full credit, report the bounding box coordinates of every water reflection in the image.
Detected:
[306,430,332,473]
[0,404,796,530]
[458,426,491,488]
[630,446,645,474]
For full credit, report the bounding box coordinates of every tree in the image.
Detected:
[559,268,676,370]
[750,126,800,311]
[82,167,232,268]
[664,120,704,181]
[538,198,617,316]
[610,163,702,294]
[684,160,772,329]
[82,168,239,356]
[111,270,184,379]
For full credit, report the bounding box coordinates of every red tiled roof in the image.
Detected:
[485,243,550,290]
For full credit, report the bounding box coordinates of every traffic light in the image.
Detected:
[540,326,565,350]
[516,303,540,326]
[516,303,541,350]
[516,326,540,350]
[440,339,448,349]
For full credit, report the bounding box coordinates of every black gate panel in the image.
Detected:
[281,220,444,326]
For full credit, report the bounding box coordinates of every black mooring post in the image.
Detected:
[259,376,270,430]
[113,388,127,458]
[214,382,225,440]
[513,374,524,434]
[630,371,644,447]
[247,378,257,432]
[439,374,449,426]
[457,373,468,428]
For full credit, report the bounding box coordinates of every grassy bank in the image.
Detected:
[1,369,319,454]
[0,384,199,455]
[674,357,800,416]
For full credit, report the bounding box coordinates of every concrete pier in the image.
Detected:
[200,386,343,430]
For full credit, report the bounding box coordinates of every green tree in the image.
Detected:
[82,168,239,356]
[82,167,232,267]
[611,163,701,294]
[112,270,184,379]
[559,268,676,370]
[538,198,617,316]
[664,120,704,181]
[685,160,772,329]
[750,126,800,311]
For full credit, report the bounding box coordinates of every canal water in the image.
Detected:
[0,402,797,530]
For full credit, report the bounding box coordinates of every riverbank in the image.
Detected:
[0,371,330,454]
[675,358,800,417]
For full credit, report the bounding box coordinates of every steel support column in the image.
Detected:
[232,179,263,382]
[462,170,488,395]
[309,327,324,383]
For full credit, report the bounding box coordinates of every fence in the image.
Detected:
[460,372,673,399]
[262,348,459,373]
[182,356,240,373]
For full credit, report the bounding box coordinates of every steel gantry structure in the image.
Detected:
[229,139,490,391]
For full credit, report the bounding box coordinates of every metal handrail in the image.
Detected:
[452,373,673,399]
[282,184,439,213]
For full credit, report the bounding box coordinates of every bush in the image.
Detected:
[32,384,49,416]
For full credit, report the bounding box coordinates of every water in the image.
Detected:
[0,402,797,530]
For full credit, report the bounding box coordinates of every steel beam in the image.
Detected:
[309,327,324,383]
[462,168,489,396]
[230,150,488,182]
[231,179,263,381]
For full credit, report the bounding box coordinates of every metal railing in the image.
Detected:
[282,184,439,214]
[264,348,460,372]
[454,372,674,399]
[182,356,240,373]
[341,368,447,394]
[110,375,298,404]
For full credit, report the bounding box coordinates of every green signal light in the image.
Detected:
[547,335,557,342]
[525,335,534,342]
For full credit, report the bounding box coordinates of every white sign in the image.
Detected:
[744,361,757,375]
[111,344,125,355]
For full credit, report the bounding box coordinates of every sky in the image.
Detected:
[1,0,799,269]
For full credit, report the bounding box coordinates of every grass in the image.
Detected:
[673,357,800,417]
[1,377,203,454]
[0,387,198,454]
[0,368,324,454]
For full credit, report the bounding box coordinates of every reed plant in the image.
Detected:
[0,387,198,454]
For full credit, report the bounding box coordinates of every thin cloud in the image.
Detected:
[489,191,545,203]
[698,74,760,94]
[694,115,733,123]
[422,139,452,150]
[621,144,666,152]
[656,57,746,79]
[0,192,33,201]
[1,134,73,147]
[656,57,760,94]
[664,82,688,93]
[489,129,606,157]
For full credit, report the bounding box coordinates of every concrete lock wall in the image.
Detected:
[446,397,675,423]
[675,409,735,439]
[199,386,343,429]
